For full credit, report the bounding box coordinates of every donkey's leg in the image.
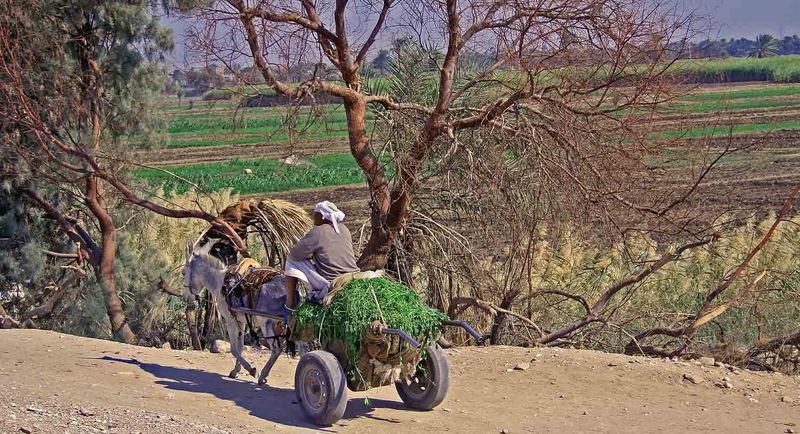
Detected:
[223,314,243,378]
[257,319,281,385]
[234,313,258,377]
[221,310,256,378]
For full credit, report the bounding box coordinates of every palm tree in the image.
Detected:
[370,49,391,76]
[749,34,779,58]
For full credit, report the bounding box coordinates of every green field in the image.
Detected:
[168,131,350,149]
[139,69,800,196]
[673,55,800,83]
[158,102,371,149]
[680,84,800,102]
[674,98,800,113]
[661,119,800,140]
[168,110,355,135]
[136,153,376,195]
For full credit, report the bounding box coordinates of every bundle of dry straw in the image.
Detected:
[204,199,312,262]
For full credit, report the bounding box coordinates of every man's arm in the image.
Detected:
[289,227,319,261]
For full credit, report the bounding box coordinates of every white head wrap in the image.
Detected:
[314,201,345,233]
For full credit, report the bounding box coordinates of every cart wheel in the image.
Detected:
[295,351,347,426]
[396,344,449,410]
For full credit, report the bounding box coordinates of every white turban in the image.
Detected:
[314,201,345,233]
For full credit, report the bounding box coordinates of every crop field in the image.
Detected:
[135,80,800,224]
[137,154,377,195]
[673,55,800,83]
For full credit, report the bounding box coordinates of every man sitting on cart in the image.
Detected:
[283,201,360,319]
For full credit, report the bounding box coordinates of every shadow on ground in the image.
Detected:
[98,356,410,430]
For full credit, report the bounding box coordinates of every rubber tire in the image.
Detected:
[295,351,347,426]
[396,344,450,410]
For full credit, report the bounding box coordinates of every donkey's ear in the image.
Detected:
[186,239,194,259]
[200,238,220,255]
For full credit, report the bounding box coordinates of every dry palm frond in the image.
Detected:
[205,198,312,264]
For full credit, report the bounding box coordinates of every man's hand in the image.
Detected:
[276,304,293,336]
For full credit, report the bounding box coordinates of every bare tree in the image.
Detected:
[182,0,698,269]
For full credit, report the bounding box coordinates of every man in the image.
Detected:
[283,201,360,314]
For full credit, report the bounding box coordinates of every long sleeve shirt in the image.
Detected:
[288,222,360,281]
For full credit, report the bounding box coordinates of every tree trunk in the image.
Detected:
[94,239,136,343]
[359,222,392,271]
[489,297,516,345]
[86,176,137,344]
[200,290,217,349]
[185,298,202,350]
[340,96,393,270]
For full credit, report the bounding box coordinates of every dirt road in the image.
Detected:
[1,330,798,433]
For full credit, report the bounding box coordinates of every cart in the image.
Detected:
[291,318,483,426]
[231,303,483,426]
[200,199,484,426]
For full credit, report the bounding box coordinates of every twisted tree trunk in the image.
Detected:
[86,176,136,344]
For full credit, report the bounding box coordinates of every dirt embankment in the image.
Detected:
[1,329,798,433]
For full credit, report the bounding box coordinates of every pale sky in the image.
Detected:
[683,0,800,39]
[162,1,800,68]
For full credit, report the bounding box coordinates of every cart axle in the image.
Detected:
[372,325,422,349]
[442,320,485,345]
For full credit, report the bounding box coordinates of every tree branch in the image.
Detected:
[538,237,714,345]
[355,0,393,67]
[18,186,101,265]
[20,275,79,322]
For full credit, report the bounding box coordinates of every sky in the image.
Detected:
[684,0,800,39]
[163,1,800,68]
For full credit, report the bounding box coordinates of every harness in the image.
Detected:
[223,268,262,346]
[222,262,294,351]
[190,255,294,354]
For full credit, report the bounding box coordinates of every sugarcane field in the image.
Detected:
[2,1,800,433]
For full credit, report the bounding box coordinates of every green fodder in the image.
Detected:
[293,278,449,370]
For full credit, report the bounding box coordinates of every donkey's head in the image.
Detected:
[183,239,226,297]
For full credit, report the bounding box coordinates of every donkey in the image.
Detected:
[184,241,287,385]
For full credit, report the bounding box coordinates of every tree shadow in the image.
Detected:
[98,356,410,429]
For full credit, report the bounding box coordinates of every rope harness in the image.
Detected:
[222,263,296,356]
[223,271,262,346]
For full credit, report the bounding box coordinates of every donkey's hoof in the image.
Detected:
[228,370,238,379]
[257,377,267,386]
[248,367,258,377]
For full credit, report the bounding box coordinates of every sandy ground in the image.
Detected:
[1,329,798,434]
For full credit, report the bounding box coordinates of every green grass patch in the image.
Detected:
[165,103,341,117]
[660,120,800,140]
[135,153,378,194]
[167,111,355,135]
[679,84,800,102]
[674,98,800,113]
[168,125,351,139]
[168,131,350,148]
